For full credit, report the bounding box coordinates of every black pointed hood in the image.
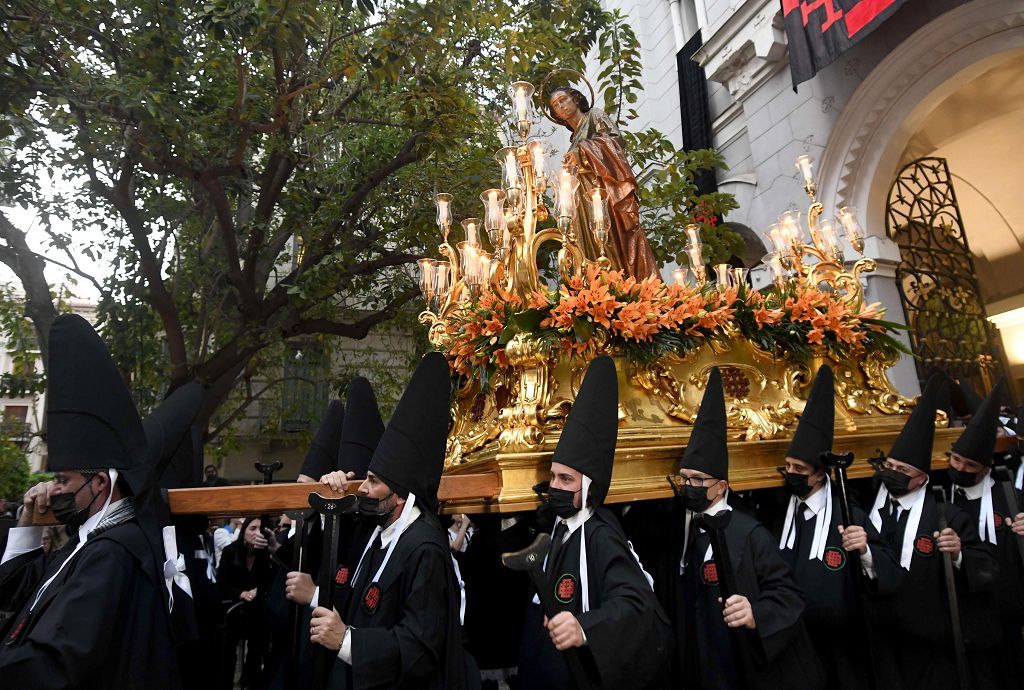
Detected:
[143,383,204,470]
[954,378,984,418]
[888,374,944,472]
[300,400,344,479]
[368,352,452,513]
[1015,404,1024,438]
[679,367,729,479]
[45,314,148,491]
[338,376,385,479]
[952,377,1006,465]
[786,365,834,469]
[551,355,618,505]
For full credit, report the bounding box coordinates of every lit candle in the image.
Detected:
[435,261,451,299]
[529,140,546,180]
[515,84,528,123]
[836,207,864,252]
[673,267,689,286]
[435,193,452,235]
[417,258,437,300]
[481,189,505,231]
[713,263,731,287]
[504,150,519,189]
[591,189,604,224]
[795,155,814,186]
[461,218,480,247]
[816,219,841,261]
[685,224,702,247]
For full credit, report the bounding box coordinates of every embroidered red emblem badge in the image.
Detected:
[914,535,935,557]
[555,574,576,603]
[335,566,350,586]
[363,583,381,614]
[701,560,719,586]
[823,546,846,571]
[6,616,26,645]
[994,513,1005,529]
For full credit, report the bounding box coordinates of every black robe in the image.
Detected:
[518,507,673,690]
[328,512,465,690]
[0,520,182,690]
[868,490,998,690]
[770,490,904,690]
[628,500,824,690]
[953,480,1024,685]
[457,514,531,672]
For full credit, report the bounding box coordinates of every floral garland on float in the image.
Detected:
[442,263,906,387]
[416,72,921,503]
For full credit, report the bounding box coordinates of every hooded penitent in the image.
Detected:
[786,365,835,469]
[300,399,345,479]
[888,374,945,473]
[368,352,452,513]
[338,376,385,479]
[550,355,619,504]
[141,382,204,488]
[952,377,1007,465]
[679,367,729,480]
[46,314,149,494]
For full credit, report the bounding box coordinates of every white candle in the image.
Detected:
[795,155,814,186]
[591,189,604,224]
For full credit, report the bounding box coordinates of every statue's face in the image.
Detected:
[549,90,579,122]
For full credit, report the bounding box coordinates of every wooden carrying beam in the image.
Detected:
[167,473,501,518]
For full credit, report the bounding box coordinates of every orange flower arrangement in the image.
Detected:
[440,267,907,383]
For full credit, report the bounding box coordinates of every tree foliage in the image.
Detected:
[0,0,737,439]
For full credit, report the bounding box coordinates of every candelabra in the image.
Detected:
[756,155,874,308]
[417,75,606,346]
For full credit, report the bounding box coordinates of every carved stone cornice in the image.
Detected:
[692,0,788,100]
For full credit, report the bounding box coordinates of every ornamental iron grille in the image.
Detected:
[885,157,1005,394]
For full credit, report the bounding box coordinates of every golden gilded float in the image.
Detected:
[415,76,948,513]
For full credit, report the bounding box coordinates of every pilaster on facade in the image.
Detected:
[693,0,788,101]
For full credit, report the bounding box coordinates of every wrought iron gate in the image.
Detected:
[885,157,1005,394]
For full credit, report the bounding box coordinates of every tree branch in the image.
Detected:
[282,285,419,339]
[0,211,58,367]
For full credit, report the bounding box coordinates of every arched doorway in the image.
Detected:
[885,157,1006,392]
[817,0,1024,397]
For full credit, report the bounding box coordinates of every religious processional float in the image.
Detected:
[415,72,956,513]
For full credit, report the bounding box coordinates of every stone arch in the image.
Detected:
[816,0,1024,233]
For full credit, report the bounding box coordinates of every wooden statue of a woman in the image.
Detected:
[548,86,659,279]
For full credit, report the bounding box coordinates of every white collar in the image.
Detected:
[956,472,990,501]
[380,504,421,548]
[77,497,125,542]
[555,505,594,538]
[800,482,828,515]
[893,481,927,511]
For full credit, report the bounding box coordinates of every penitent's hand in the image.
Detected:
[19,481,54,527]
[320,471,357,494]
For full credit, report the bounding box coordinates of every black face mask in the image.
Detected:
[947,466,981,487]
[50,477,100,529]
[356,493,396,528]
[547,487,581,519]
[878,468,912,497]
[780,470,813,499]
[682,485,713,513]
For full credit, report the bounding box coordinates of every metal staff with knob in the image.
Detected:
[307,492,357,690]
[284,508,314,690]
[698,511,752,690]
[501,533,597,690]
[932,485,972,690]
[821,451,878,690]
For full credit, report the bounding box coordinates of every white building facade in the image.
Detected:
[600,0,1024,399]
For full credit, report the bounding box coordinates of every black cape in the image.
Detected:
[0,519,181,690]
[329,512,465,690]
[952,480,1024,685]
[518,507,673,690]
[629,500,824,690]
[769,488,904,690]
[868,490,998,690]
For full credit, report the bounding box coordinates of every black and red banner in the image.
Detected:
[782,0,910,87]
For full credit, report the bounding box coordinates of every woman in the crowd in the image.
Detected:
[217,516,279,690]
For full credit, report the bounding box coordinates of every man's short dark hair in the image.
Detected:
[205,465,217,472]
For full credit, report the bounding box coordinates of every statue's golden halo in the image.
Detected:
[538,69,596,125]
